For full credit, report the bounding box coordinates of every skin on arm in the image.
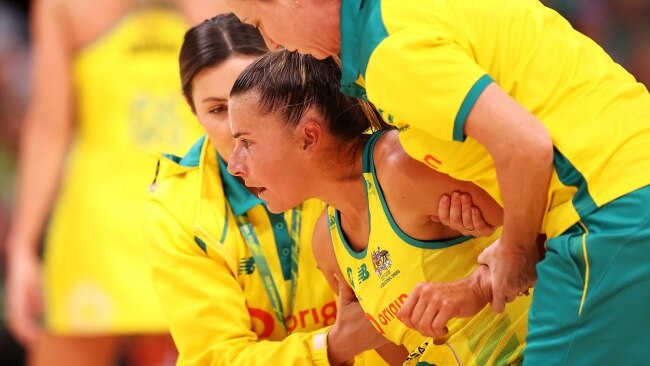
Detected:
[311,211,408,366]
[379,129,499,236]
[370,93,550,330]
[396,235,545,338]
[370,131,499,337]
[374,130,504,243]
[466,83,553,312]
[4,0,75,346]
[364,30,551,313]
[397,265,493,338]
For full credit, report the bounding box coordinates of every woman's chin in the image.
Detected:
[265,204,286,214]
[256,190,282,213]
[264,199,291,214]
[257,188,299,213]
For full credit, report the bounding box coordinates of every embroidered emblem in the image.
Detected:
[371,246,392,276]
[238,257,256,275]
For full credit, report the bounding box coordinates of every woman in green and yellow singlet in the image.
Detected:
[4,0,226,365]
[227,50,532,366]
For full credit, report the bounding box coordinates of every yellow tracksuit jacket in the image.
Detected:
[146,136,386,365]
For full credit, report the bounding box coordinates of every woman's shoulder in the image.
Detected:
[372,129,458,205]
[60,0,223,52]
[374,129,430,180]
[53,0,130,51]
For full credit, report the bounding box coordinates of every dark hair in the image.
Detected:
[230,50,391,140]
[179,13,267,110]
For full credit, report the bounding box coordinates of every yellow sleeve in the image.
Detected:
[146,193,334,365]
[366,27,491,142]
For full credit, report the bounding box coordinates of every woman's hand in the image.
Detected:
[5,244,43,346]
[478,238,537,312]
[434,191,496,237]
[327,274,391,365]
[396,265,492,338]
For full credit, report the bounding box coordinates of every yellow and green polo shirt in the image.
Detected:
[339,0,650,237]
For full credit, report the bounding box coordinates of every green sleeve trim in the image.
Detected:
[454,74,493,142]
[193,236,207,253]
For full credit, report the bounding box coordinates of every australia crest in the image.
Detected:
[371,246,392,276]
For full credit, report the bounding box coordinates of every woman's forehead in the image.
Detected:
[229,94,280,129]
[229,91,261,112]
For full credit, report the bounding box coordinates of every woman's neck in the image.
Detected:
[313,136,370,249]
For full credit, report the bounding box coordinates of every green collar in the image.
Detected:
[338,0,388,100]
[163,135,205,167]
[217,154,264,216]
[339,0,365,98]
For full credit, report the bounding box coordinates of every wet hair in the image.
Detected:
[179,13,267,111]
[230,50,391,140]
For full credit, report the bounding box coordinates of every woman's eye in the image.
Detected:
[209,105,227,114]
[240,139,252,148]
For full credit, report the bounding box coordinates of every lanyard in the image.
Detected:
[236,205,302,334]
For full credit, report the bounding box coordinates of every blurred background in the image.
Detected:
[0,0,649,364]
[542,0,650,86]
[1,0,30,364]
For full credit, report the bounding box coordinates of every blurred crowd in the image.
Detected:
[542,0,650,87]
[0,0,648,364]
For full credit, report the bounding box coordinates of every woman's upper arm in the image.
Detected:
[311,210,342,293]
[377,134,504,226]
[465,83,552,161]
[28,0,75,133]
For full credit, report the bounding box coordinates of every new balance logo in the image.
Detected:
[239,257,256,275]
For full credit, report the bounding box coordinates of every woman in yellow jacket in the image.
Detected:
[146,14,404,365]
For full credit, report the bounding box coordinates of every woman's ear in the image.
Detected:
[296,110,325,152]
[299,118,322,152]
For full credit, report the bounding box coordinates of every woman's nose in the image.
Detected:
[227,154,244,177]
